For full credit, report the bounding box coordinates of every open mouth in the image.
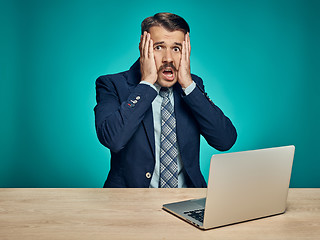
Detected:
[162,68,175,81]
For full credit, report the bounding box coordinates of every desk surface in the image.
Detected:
[0,188,319,240]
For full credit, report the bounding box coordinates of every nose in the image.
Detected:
[162,49,173,63]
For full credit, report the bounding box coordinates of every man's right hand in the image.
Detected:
[139,31,157,84]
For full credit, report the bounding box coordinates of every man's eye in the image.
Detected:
[173,47,180,52]
[154,46,162,50]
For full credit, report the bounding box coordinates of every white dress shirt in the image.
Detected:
[139,81,196,188]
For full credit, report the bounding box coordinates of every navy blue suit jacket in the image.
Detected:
[94,59,237,188]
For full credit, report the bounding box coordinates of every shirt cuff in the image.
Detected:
[182,81,196,95]
[140,81,157,92]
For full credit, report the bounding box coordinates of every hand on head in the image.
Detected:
[139,31,158,85]
[177,32,193,89]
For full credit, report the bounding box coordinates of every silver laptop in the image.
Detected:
[163,145,295,230]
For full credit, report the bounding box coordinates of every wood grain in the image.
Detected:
[0,188,319,240]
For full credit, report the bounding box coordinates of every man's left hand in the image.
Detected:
[177,32,193,89]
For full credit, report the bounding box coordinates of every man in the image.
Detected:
[94,13,237,188]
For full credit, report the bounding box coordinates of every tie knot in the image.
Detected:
[159,87,170,98]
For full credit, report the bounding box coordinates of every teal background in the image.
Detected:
[1,0,319,187]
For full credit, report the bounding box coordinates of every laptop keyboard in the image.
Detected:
[184,209,205,223]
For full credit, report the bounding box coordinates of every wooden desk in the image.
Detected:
[0,188,319,240]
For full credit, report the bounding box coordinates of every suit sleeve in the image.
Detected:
[182,76,237,151]
[94,75,157,152]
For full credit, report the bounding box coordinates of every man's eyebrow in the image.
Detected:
[153,41,182,47]
[153,41,164,45]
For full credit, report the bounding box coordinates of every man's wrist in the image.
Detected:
[140,81,157,91]
[180,80,193,89]
[179,74,194,89]
[141,76,156,85]
[182,81,196,95]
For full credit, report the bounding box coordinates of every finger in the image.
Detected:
[185,33,190,60]
[181,40,186,63]
[141,31,147,57]
[186,40,189,61]
[144,33,150,58]
[185,35,190,63]
[149,39,153,58]
[139,34,143,52]
[184,37,188,61]
[140,33,144,57]
[187,32,191,53]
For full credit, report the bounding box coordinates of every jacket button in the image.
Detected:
[145,172,152,179]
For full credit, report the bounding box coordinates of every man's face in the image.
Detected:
[149,26,185,88]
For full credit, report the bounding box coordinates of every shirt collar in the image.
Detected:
[154,83,173,95]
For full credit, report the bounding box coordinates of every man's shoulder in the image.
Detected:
[191,73,203,84]
[95,70,134,92]
[96,70,129,83]
[96,59,140,86]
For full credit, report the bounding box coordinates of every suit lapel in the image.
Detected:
[127,58,155,158]
[142,108,155,158]
[173,84,188,154]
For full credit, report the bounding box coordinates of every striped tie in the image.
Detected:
[159,87,178,188]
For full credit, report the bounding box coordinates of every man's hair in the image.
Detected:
[141,12,190,35]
